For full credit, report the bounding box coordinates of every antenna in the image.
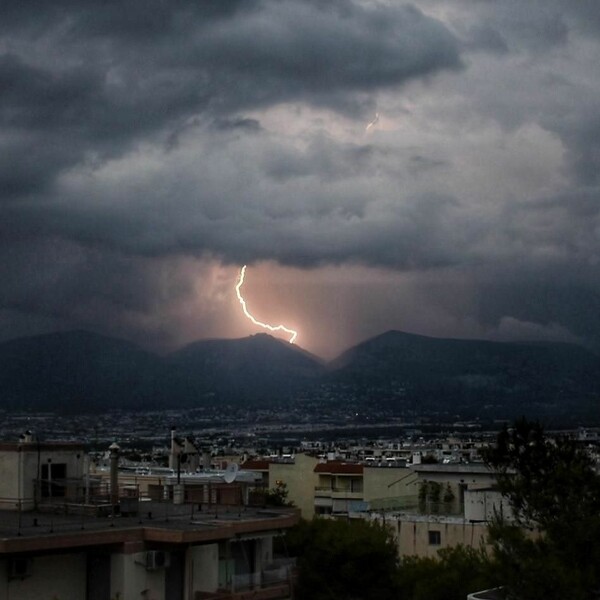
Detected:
[223,462,239,484]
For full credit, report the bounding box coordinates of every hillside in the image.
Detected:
[0,329,598,419]
[0,330,173,411]
[0,331,323,411]
[326,330,600,419]
[169,333,324,401]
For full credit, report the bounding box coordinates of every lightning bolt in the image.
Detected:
[365,112,380,132]
[235,265,298,344]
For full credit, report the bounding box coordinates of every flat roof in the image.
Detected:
[0,442,86,452]
[411,463,494,474]
[240,460,271,471]
[314,462,363,475]
[0,502,299,555]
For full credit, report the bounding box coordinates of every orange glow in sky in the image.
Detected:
[235,265,298,344]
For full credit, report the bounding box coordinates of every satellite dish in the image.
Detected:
[223,463,239,484]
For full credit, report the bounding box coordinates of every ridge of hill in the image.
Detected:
[168,333,324,401]
[0,329,598,419]
[326,330,600,419]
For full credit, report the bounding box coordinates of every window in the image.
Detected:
[315,506,332,515]
[41,463,67,497]
[428,530,441,545]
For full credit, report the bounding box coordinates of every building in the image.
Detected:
[410,462,498,514]
[0,435,299,600]
[376,513,490,557]
[270,454,319,519]
[367,478,513,557]
[243,455,498,521]
[313,461,365,516]
[0,435,86,511]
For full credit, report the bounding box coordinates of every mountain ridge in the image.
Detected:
[0,328,598,418]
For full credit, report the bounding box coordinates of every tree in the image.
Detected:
[418,481,443,513]
[396,545,496,600]
[264,481,293,507]
[483,418,600,600]
[285,518,399,600]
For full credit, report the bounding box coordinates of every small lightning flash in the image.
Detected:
[365,112,380,132]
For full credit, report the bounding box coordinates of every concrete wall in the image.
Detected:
[388,516,489,558]
[0,447,85,510]
[411,465,497,515]
[0,452,20,508]
[0,552,86,600]
[464,488,513,522]
[111,545,167,600]
[269,454,318,519]
[187,543,220,595]
[363,466,417,503]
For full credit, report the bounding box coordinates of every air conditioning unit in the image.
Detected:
[146,550,170,570]
[9,558,32,579]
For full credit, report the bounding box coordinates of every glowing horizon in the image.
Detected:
[235,265,298,344]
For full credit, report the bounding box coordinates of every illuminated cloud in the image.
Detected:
[1,0,600,356]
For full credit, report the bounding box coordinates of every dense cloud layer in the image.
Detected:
[1,0,600,357]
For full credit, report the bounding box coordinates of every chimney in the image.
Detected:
[109,442,120,506]
[20,430,34,443]
[169,427,178,470]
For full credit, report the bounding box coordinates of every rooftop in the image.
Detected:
[0,441,86,452]
[411,463,494,474]
[314,461,363,475]
[240,459,271,471]
[0,501,299,555]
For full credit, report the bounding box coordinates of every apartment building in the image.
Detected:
[369,484,512,557]
[270,454,319,519]
[0,435,86,511]
[240,452,510,560]
[0,435,299,600]
[242,455,421,518]
[314,461,365,516]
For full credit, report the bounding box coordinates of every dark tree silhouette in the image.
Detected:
[286,518,399,600]
[484,418,600,600]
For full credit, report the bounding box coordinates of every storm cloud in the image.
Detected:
[1,0,600,358]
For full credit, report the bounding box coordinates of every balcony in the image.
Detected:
[195,561,296,600]
[331,489,364,501]
[315,486,363,498]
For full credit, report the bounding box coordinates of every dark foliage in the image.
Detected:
[285,518,399,600]
[285,520,497,600]
[397,546,497,600]
[264,481,293,507]
[483,418,600,600]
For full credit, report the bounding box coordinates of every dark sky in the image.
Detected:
[2,0,600,359]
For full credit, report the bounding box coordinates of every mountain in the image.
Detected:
[0,328,598,419]
[169,333,324,402]
[0,330,173,411]
[0,330,324,411]
[327,330,600,419]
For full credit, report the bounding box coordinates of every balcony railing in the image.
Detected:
[197,561,296,600]
[315,486,364,494]
[331,489,364,500]
[232,560,295,591]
